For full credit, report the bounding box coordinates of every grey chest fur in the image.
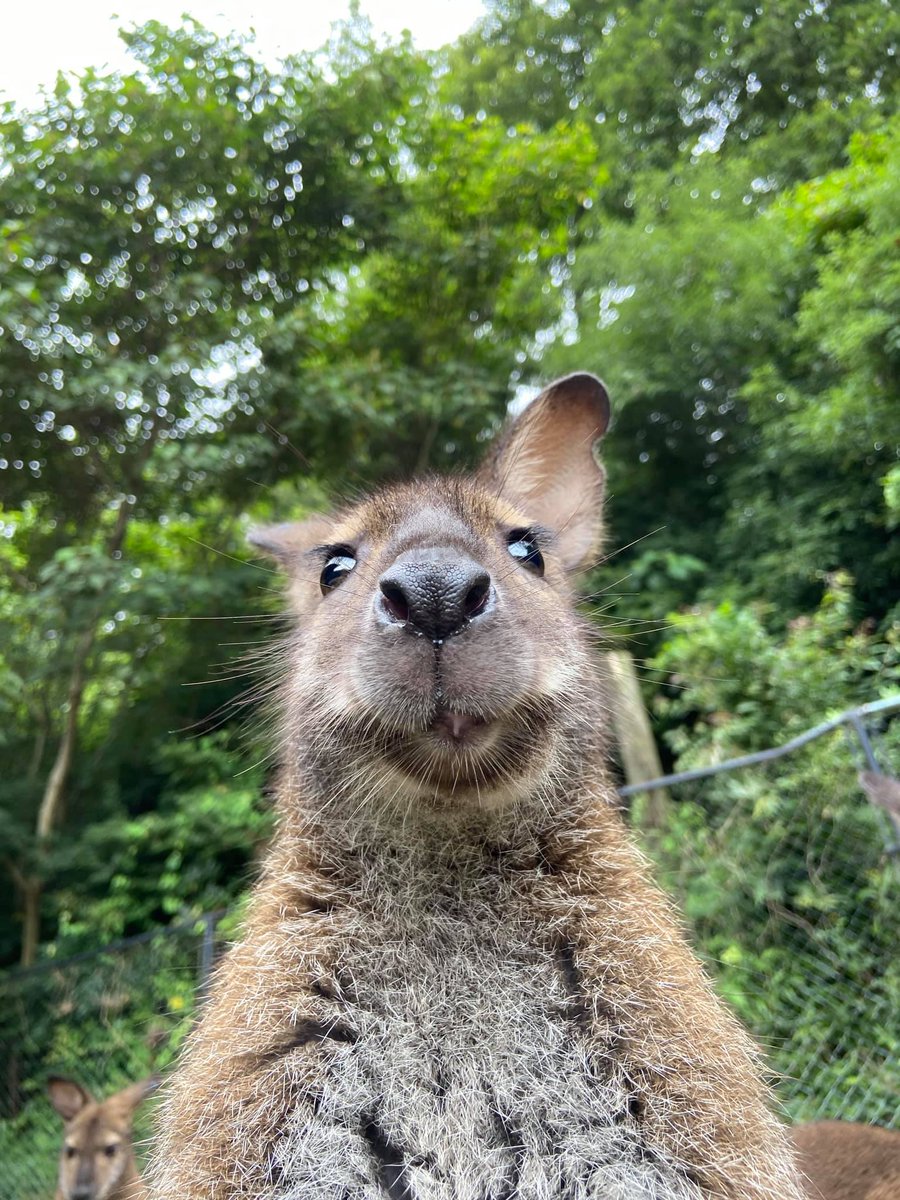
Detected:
[271,864,701,1200]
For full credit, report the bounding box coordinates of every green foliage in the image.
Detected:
[646,579,900,1121]
[560,114,899,627]
[449,0,899,182]
[0,2,898,1176]
[655,573,898,754]
[341,114,604,370]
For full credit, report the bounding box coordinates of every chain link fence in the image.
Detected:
[0,912,228,1200]
[1,700,897,1197]
[623,695,900,1128]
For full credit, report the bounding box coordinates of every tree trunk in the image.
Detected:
[18,479,144,966]
[17,878,42,970]
[604,650,671,830]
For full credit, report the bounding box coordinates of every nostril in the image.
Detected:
[380,581,410,624]
[463,575,491,620]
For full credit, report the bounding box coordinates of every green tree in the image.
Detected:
[0,17,417,964]
[448,0,898,181]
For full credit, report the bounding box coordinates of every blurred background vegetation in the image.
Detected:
[0,0,898,1187]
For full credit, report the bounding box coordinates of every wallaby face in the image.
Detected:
[154,374,803,1200]
[251,373,610,822]
[49,1077,155,1200]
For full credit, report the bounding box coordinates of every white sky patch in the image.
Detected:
[0,0,486,108]
[509,384,540,417]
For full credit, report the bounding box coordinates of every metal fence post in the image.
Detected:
[198,911,217,1000]
[849,713,881,773]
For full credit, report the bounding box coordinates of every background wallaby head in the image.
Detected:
[792,1121,900,1200]
[250,371,610,828]
[48,1076,157,1200]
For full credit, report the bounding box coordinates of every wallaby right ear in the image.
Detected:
[480,372,611,571]
[109,1076,161,1116]
[48,1077,93,1121]
[247,514,335,564]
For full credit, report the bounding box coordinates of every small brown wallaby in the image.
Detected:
[49,1075,157,1200]
[152,374,802,1198]
[793,1121,900,1199]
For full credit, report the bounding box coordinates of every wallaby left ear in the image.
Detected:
[480,372,611,571]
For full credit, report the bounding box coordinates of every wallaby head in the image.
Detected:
[250,372,610,832]
[48,1076,157,1200]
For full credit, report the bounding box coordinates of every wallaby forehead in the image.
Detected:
[330,477,524,549]
[69,1103,128,1139]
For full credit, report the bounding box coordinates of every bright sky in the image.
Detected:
[0,0,486,107]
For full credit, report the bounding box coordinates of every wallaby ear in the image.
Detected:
[247,514,334,564]
[480,372,611,571]
[109,1076,160,1116]
[48,1077,93,1121]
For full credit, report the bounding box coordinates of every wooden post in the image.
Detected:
[604,650,671,829]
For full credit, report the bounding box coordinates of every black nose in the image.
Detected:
[379,548,491,642]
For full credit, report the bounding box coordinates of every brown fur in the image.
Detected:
[793,1121,900,1199]
[152,374,802,1199]
[859,770,900,821]
[49,1076,157,1200]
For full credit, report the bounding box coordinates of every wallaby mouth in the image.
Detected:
[359,692,556,805]
[430,709,488,744]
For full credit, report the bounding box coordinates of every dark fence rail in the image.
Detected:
[620,694,900,797]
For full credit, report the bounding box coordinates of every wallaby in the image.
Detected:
[859,770,900,822]
[793,1121,900,1199]
[152,374,802,1199]
[49,1075,157,1200]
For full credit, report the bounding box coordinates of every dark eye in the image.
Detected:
[65,1146,77,1159]
[104,1145,117,1158]
[506,529,544,576]
[320,549,356,594]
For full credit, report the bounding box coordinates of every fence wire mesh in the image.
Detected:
[0,703,897,1197]
[626,698,900,1128]
[0,913,227,1200]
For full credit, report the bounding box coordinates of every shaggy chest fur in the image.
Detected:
[272,851,700,1200]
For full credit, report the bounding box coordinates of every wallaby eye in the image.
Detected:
[320,548,357,594]
[104,1144,118,1157]
[506,529,545,576]
[65,1146,78,1159]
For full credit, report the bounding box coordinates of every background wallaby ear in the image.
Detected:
[247,514,334,564]
[109,1076,160,1116]
[480,372,611,571]
[47,1077,93,1121]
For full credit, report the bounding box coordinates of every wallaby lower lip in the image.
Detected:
[430,710,489,744]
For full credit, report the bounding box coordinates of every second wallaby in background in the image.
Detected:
[793,1121,900,1200]
[49,1075,157,1200]
[153,374,803,1198]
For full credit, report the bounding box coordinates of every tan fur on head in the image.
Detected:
[50,1076,157,1200]
[152,373,803,1200]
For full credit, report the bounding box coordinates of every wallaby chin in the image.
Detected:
[152,374,804,1200]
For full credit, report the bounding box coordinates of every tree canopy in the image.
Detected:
[0,0,896,982]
